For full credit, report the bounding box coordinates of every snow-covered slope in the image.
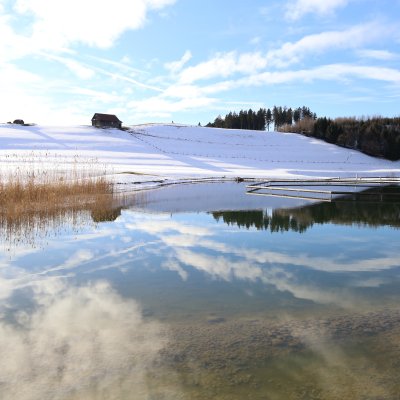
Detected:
[1,123,399,188]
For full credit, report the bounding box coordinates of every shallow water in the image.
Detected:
[0,183,399,399]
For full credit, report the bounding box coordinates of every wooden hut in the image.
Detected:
[91,113,122,129]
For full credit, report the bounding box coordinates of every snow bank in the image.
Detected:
[1,123,399,190]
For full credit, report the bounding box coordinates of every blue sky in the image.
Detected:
[1,0,400,125]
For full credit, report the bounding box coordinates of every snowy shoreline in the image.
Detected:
[1,123,399,192]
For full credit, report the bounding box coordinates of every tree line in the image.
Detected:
[206,106,316,131]
[283,116,400,161]
[212,210,310,233]
[206,108,269,130]
[212,193,400,233]
[206,106,400,160]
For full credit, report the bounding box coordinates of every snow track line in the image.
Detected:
[129,130,288,148]
[129,132,375,165]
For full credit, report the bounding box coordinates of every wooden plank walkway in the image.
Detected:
[246,177,400,202]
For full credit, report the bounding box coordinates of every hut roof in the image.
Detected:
[91,113,122,123]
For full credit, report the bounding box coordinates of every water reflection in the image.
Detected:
[0,192,136,250]
[122,212,399,313]
[213,187,400,232]
[0,280,175,400]
[283,190,400,228]
[0,183,399,399]
[213,209,309,232]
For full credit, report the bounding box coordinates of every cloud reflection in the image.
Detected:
[122,212,399,308]
[0,281,170,400]
[124,213,400,274]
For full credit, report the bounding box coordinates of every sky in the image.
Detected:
[1,0,400,126]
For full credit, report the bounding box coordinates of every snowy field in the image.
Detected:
[1,123,399,190]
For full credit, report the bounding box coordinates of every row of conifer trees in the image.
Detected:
[205,106,400,160]
[206,106,315,131]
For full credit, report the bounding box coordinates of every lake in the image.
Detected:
[1,182,399,400]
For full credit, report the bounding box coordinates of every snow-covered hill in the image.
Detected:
[1,123,399,189]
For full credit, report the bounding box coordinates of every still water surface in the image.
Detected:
[0,183,399,399]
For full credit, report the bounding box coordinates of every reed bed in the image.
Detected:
[0,152,113,207]
[0,175,112,206]
[0,162,116,249]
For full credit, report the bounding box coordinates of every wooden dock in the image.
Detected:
[246,177,400,202]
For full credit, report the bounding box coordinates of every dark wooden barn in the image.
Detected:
[91,113,122,129]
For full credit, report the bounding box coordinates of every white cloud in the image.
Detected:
[239,64,400,87]
[179,51,267,84]
[0,0,177,123]
[285,0,350,20]
[176,22,389,85]
[0,281,171,400]
[89,55,147,77]
[195,63,400,98]
[42,53,95,79]
[94,65,163,92]
[12,0,176,50]
[63,59,95,79]
[357,49,399,60]
[0,69,130,123]
[265,22,385,67]
[165,50,192,73]
[126,217,212,236]
[174,248,263,282]
[0,63,86,124]
[125,217,400,278]
[42,249,94,274]
[0,13,32,61]
[162,259,188,280]
[148,225,398,309]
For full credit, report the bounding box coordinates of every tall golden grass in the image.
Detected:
[0,165,117,249]
[0,175,113,206]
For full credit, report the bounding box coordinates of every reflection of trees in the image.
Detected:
[212,210,310,233]
[212,188,400,232]
[283,197,400,229]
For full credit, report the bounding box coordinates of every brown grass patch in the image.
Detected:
[0,176,113,207]
[0,168,118,249]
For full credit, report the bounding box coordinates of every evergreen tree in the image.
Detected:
[266,108,272,131]
[243,110,248,129]
[272,106,278,130]
[248,109,254,130]
[205,105,318,134]
[256,108,267,130]
[286,107,293,125]
[214,115,224,128]
[293,108,301,123]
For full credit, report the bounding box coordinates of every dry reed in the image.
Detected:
[0,164,116,249]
